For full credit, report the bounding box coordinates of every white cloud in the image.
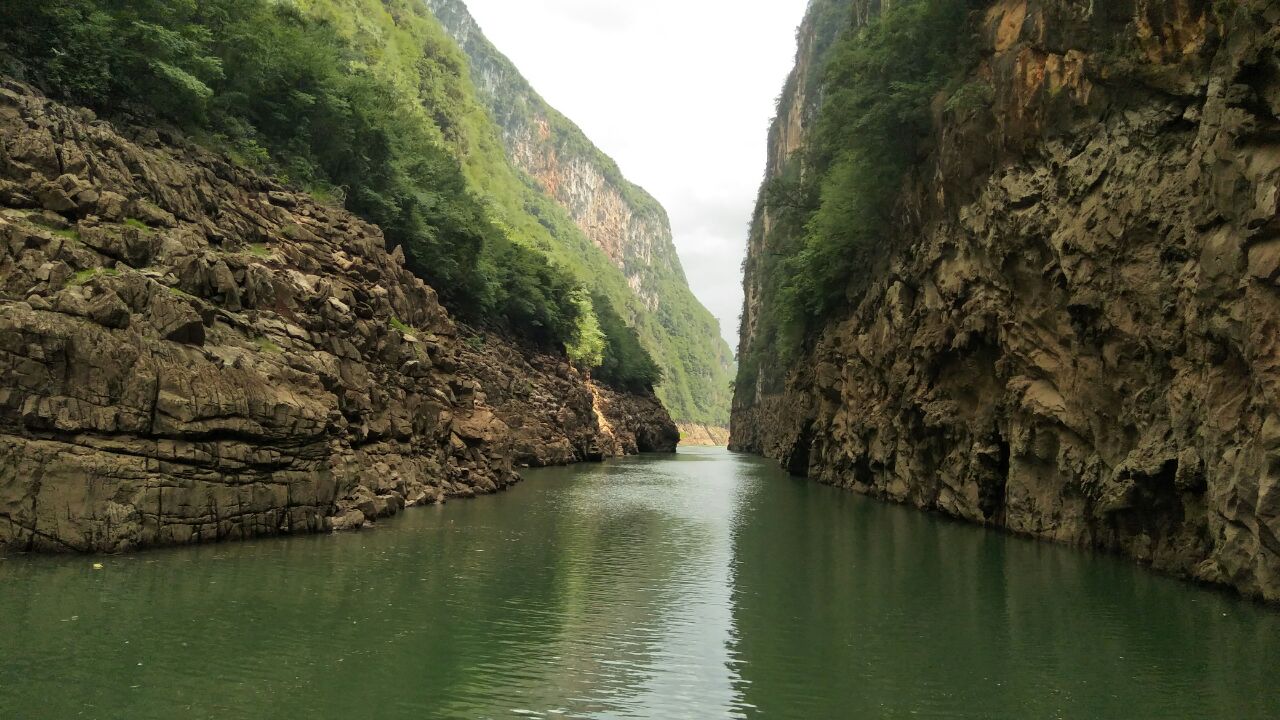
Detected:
[458,0,810,351]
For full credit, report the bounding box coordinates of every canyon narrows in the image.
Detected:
[2,0,1280,717]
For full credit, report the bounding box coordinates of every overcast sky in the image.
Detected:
[459,0,811,351]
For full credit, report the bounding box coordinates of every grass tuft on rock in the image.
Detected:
[67,267,118,286]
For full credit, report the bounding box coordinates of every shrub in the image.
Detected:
[592,293,663,392]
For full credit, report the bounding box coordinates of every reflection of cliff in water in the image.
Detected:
[727,459,1280,718]
[2,450,1278,717]
[428,453,754,715]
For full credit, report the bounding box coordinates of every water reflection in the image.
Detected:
[727,458,1280,719]
[0,448,1277,719]
[0,449,758,719]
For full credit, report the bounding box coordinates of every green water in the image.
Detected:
[1,448,1277,719]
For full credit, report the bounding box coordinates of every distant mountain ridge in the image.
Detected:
[424,0,734,426]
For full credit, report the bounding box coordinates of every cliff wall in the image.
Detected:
[0,82,676,553]
[733,0,1280,601]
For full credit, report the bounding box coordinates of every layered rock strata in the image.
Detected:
[0,81,676,553]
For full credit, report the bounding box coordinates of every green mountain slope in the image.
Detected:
[0,0,680,394]
[423,0,735,425]
[284,0,688,394]
[0,0,733,422]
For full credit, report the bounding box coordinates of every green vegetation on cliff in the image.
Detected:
[0,0,664,391]
[740,0,977,389]
[591,293,664,392]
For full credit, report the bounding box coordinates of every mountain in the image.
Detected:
[733,0,1280,601]
[0,0,685,551]
[423,0,735,427]
[0,80,677,551]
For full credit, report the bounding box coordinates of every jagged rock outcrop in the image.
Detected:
[0,81,676,553]
[733,1,1280,601]
[423,0,735,426]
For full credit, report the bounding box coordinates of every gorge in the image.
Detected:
[1,0,1280,716]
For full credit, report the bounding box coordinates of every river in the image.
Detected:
[1,447,1277,718]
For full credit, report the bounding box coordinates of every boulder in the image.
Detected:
[147,288,205,345]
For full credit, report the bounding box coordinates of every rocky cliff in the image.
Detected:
[423,0,735,427]
[0,81,676,553]
[734,0,1280,601]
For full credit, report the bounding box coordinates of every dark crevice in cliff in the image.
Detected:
[980,435,1011,524]
[786,421,815,478]
[1109,459,1182,538]
[1,515,79,553]
[20,425,325,456]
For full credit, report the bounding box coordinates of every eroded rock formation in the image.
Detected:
[733,0,1280,601]
[0,81,677,553]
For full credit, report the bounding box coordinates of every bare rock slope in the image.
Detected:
[0,81,677,553]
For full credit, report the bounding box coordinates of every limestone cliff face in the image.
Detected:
[739,0,855,384]
[0,81,677,553]
[424,0,674,306]
[733,0,1280,601]
[423,0,734,425]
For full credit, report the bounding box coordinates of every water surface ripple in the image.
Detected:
[1,448,1277,718]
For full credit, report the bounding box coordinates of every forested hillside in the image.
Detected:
[0,0,664,392]
[425,0,735,425]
